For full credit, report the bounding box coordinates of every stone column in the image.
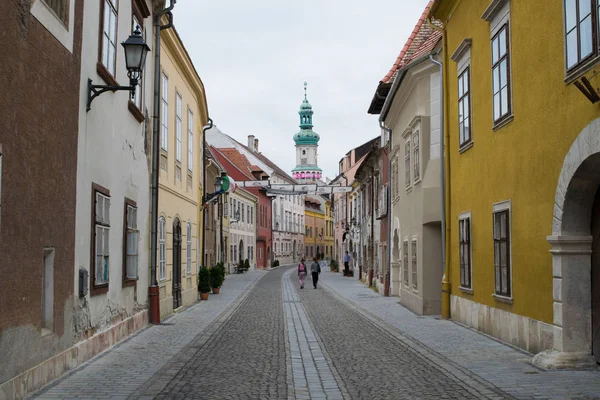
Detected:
[532,235,597,369]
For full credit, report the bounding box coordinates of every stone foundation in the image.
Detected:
[451,295,554,354]
[0,310,147,400]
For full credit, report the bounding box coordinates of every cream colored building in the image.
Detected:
[157,26,208,319]
[228,188,257,273]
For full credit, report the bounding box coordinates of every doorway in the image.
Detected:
[592,187,600,363]
[172,219,182,309]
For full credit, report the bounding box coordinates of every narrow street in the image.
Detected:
[32,267,600,400]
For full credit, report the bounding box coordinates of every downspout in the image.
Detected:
[379,121,392,297]
[200,118,214,270]
[428,18,450,319]
[149,0,176,325]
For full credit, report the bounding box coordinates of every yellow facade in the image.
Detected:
[324,200,334,260]
[304,196,334,260]
[158,27,208,319]
[431,0,600,356]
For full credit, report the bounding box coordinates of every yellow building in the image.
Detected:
[157,26,208,319]
[304,195,334,260]
[430,0,600,366]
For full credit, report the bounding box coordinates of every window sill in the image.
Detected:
[492,293,513,304]
[493,114,514,131]
[122,278,137,288]
[128,101,145,123]
[41,328,54,337]
[459,141,474,154]
[96,62,119,87]
[90,284,109,297]
[405,186,413,194]
[459,286,474,294]
[565,55,600,85]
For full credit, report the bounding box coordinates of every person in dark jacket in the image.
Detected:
[310,257,321,289]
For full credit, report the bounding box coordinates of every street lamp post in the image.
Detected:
[87,27,150,111]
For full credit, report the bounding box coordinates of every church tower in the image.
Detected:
[292,82,322,183]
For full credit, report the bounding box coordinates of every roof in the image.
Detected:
[210,146,255,181]
[231,138,298,184]
[217,147,268,180]
[368,1,443,115]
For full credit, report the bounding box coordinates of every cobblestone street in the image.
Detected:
[31,266,600,400]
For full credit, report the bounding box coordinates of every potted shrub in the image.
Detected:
[210,265,224,294]
[198,266,211,300]
[244,258,250,271]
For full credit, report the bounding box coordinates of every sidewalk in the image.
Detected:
[31,270,266,400]
[320,272,600,400]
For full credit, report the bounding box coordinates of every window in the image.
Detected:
[158,217,166,280]
[413,131,420,182]
[492,25,511,123]
[493,204,511,297]
[92,185,110,292]
[411,239,418,290]
[161,73,168,150]
[123,200,138,283]
[392,159,398,198]
[459,214,472,289]
[43,0,69,26]
[247,205,251,224]
[100,0,118,77]
[565,0,596,70]
[404,141,411,187]
[187,110,193,171]
[186,222,192,275]
[241,202,245,222]
[176,93,182,162]
[458,68,472,147]
[250,207,253,224]
[403,240,409,285]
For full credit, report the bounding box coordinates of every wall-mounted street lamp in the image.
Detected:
[87,27,151,111]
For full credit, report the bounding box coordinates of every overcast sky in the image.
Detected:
[172,0,430,180]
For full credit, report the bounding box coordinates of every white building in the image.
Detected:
[206,126,305,266]
[228,188,257,272]
[73,0,153,349]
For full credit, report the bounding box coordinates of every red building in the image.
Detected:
[211,146,272,269]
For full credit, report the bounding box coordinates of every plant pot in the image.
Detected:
[200,292,209,301]
[212,287,220,294]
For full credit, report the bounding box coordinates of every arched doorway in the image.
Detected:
[172,219,182,309]
[537,119,600,368]
[239,239,244,265]
[293,240,297,262]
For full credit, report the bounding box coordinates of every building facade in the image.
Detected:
[228,188,258,271]
[157,25,207,318]
[369,5,444,313]
[430,0,600,366]
[304,196,334,260]
[0,0,84,397]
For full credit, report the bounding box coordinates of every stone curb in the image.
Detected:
[319,279,517,400]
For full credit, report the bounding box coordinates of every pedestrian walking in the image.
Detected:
[310,257,321,289]
[298,258,307,289]
[343,251,351,276]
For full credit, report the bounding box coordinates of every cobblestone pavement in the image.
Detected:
[298,272,513,400]
[319,272,600,400]
[282,269,346,400]
[132,267,289,400]
[31,270,266,400]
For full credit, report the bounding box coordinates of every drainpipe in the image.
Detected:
[430,48,450,319]
[379,121,392,297]
[149,0,176,325]
[201,118,214,270]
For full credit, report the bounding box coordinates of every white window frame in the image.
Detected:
[161,73,169,150]
[187,109,193,172]
[411,237,418,291]
[404,139,411,188]
[176,93,182,162]
[403,238,409,286]
[459,211,473,291]
[413,130,420,183]
[186,221,192,275]
[125,202,139,280]
[100,0,118,77]
[158,216,166,281]
[452,38,473,151]
[492,200,512,301]
[31,0,75,52]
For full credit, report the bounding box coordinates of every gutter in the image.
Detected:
[149,0,176,325]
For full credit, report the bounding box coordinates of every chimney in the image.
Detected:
[254,138,259,153]
[248,135,255,151]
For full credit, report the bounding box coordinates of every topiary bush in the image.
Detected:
[198,266,211,293]
[272,259,280,268]
[244,258,250,270]
[210,265,224,288]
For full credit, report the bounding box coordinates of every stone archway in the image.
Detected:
[534,118,600,369]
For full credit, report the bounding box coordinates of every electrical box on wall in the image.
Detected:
[79,268,89,297]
